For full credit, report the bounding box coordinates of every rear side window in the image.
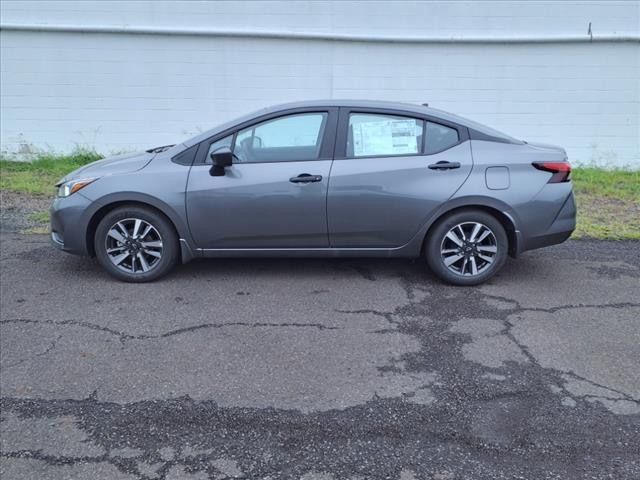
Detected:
[425,122,459,154]
[347,113,424,158]
[234,113,328,163]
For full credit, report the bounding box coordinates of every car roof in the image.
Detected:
[181,99,520,148]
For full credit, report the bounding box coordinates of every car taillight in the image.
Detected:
[532,161,572,183]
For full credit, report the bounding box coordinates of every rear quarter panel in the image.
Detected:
[454,140,573,246]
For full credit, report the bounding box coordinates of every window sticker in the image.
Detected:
[352,119,421,157]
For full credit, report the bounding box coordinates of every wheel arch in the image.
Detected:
[421,197,521,258]
[84,193,193,260]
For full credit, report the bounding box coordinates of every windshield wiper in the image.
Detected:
[146,144,175,153]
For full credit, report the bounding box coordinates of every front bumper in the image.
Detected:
[50,193,94,256]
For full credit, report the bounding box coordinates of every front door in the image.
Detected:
[327,109,473,247]
[186,110,336,248]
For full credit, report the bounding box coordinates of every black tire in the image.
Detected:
[425,209,508,286]
[94,206,178,282]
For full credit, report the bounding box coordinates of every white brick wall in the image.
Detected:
[1,0,639,167]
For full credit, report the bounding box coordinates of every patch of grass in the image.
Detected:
[20,211,51,235]
[0,149,102,196]
[1,153,638,240]
[21,225,49,235]
[571,168,640,240]
[571,168,640,201]
[26,210,50,224]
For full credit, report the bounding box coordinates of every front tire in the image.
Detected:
[425,209,508,286]
[94,206,178,282]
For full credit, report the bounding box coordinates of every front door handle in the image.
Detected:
[290,174,323,183]
[428,161,461,170]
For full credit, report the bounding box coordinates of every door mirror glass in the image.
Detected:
[209,147,233,176]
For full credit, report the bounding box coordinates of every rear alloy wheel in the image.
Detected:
[95,206,178,282]
[426,210,508,286]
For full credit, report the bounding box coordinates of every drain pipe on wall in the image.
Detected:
[1,23,639,44]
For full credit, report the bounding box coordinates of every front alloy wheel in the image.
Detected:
[105,218,163,273]
[95,206,178,282]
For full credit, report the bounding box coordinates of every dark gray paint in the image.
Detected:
[50,100,575,264]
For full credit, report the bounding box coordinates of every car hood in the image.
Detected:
[61,151,155,182]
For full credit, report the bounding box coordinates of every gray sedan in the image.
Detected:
[50,100,576,285]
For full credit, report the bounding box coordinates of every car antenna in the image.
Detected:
[422,102,429,107]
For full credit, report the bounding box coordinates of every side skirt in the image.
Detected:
[195,246,420,259]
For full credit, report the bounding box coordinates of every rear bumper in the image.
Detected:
[50,193,93,256]
[521,191,576,252]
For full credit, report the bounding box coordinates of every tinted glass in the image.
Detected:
[347,114,423,157]
[425,122,459,154]
[234,113,327,163]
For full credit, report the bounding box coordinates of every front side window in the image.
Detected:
[425,122,459,154]
[233,113,327,163]
[347,113,424,158]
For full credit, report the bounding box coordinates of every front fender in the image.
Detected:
[81,191,197,258]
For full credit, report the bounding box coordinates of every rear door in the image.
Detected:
[186,109,337,248]
[327,108,472,247]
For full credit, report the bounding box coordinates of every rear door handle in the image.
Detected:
[428,161,461,170]
[290,174,323,183]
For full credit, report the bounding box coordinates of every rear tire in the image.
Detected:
[94,206,178,282]
[425,209,508,286]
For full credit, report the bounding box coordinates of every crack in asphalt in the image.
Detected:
[336,286,640,424]
[561,370,640,403]
[0,318,340,349]
[1,334,62,370]
[2,239,640,478]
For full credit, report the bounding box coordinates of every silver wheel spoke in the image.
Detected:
[477,245,497,253]
[446,231,463,247]
[116,222,129,238]
[112,252,130,265]
[470,256,478,275]
[107,228,126,243]
[441,248,459,254]
[137,253,150,272]
[457,225,466,241]
[143,248,161,258]
[107,246,127,254]
[141,240,163,248]
[444,254,464,267]
[132,219,142,238]
[140,225,152,240]
[461,257,468,275]
[478,253,494,263]
[469,223,482,242]
[476,229,492,243]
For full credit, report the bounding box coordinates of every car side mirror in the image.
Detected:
[209,147,234,176]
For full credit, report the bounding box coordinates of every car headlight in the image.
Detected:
[56,178,98,198]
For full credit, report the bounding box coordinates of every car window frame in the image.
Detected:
[334,107,469,160]
[194,107,338,165]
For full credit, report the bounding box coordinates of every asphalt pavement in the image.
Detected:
[1,232,639,479]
